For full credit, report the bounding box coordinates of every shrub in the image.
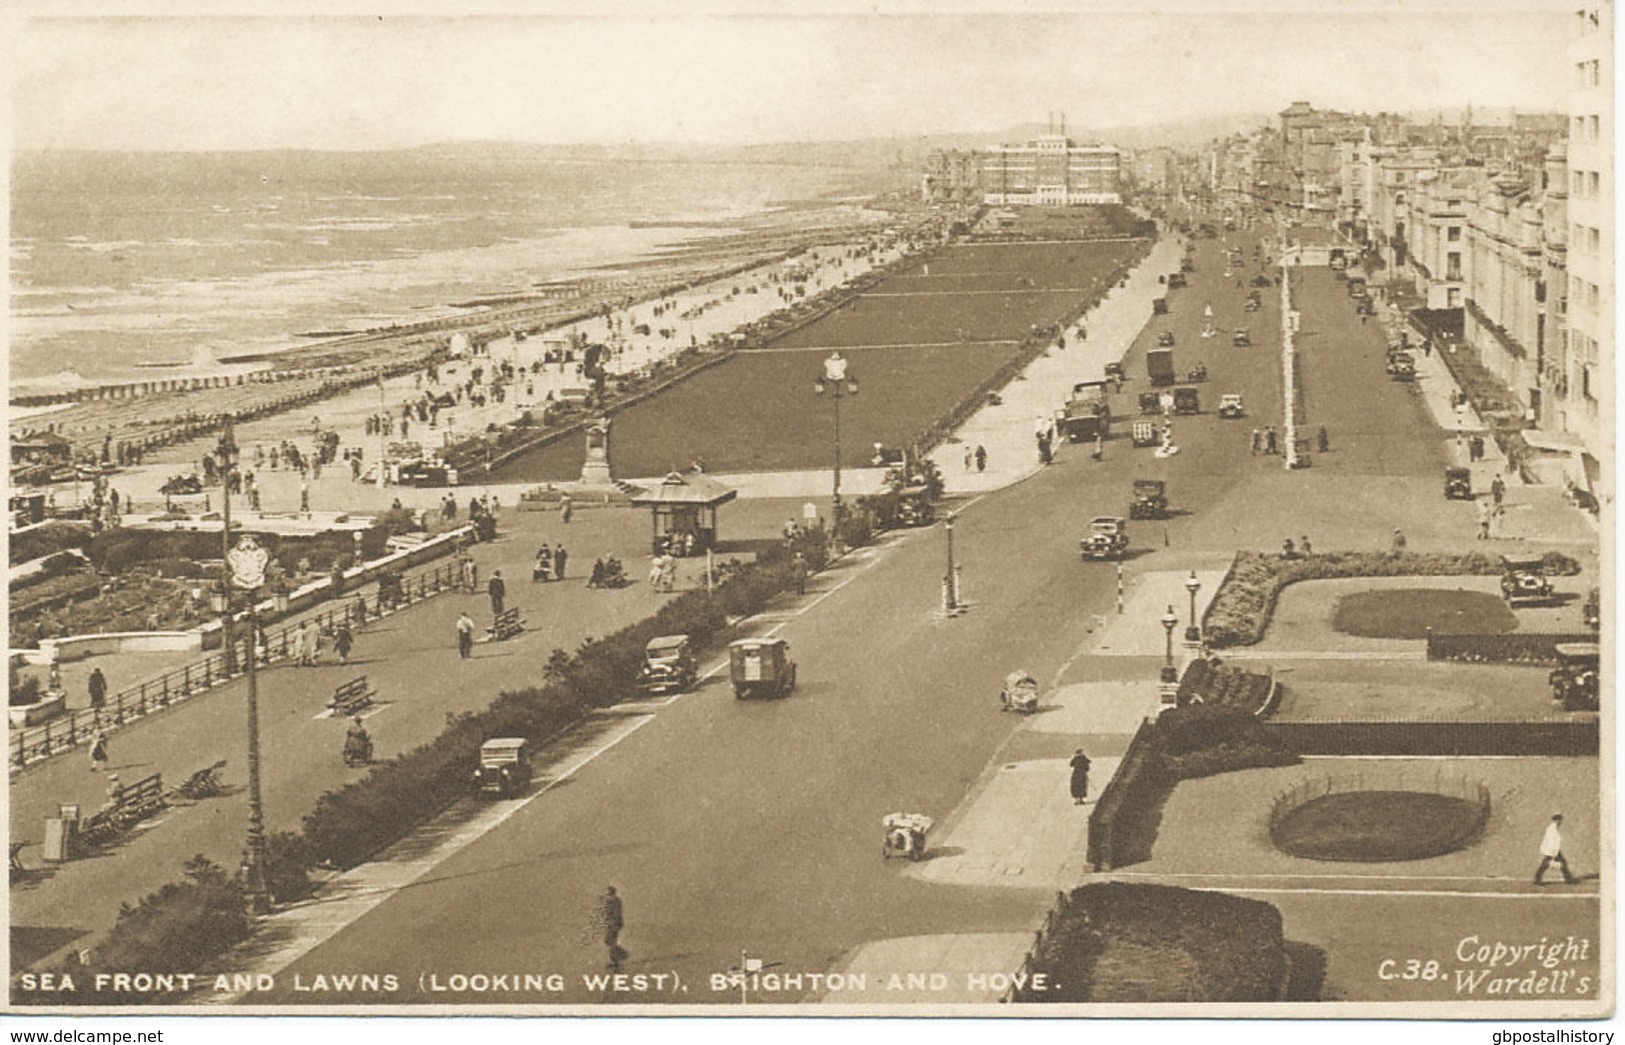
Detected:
[10,522,92,564]
[10,663,43,706]
[1024,882,1287,1002]
[1203,550,1534,648]
[1153,704,1298,779]
[58,856,250,1005]
[261,831,316,904]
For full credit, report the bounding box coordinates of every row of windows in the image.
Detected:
[1569,224,1603,255]
[1568,276,1602,313]
[1574,58,1602,87]
[1569,169,1603,198]
[1571,114,1603,141]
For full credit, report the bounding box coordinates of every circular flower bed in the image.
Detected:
[1332,588,1517,639]
[1271,789,1489,862]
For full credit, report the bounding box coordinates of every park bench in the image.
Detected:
[80,772,166,844]
[328,676,376,717]
[170,759,227,800]
[487,608,524,642]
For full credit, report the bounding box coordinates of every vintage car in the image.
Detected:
[1103,361,1125,384]
[1152,297,1168,315]
[1218,393,1246,419]
[1167,272,1188,289]
[896,484,936,527]
[1138,391,1163,416]
[1444,467,1473,500]
[729,637,797,700]
[1157,331,1176,347]
[1355,298,1376,316]
[1131,419,1159,447]
[1080,516,1130,561]
[637,634,698,695]
[1387,352,1416,381]
[473,738,533,798]
[1173,387,1201,415]
[1243,297,1261,312]
[1129,478,1169,520]
[1250,274,1272,288]
[1232,328,1251,347]
[1500,555,1554,605]
[1549,643,1600,712]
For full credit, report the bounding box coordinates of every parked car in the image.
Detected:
[1500,555,1554,605]
[1218,393,1245,419]
[1549,643,1600,711]
[1232,328,1251,347]
[1444,467,1473,500]
[1129,478,1168,520]
[1157,331,1176,347]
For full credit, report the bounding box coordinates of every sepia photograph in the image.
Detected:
[3,0,1613,1031]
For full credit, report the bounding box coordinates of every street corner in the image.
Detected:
[1029,680,1159,736]
[818,933,1037,1002]
[908,759,1091,890]
[1093,568,1226,656]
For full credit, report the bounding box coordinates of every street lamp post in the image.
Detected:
[813,351,858,532]
[213,416,273,915]
[1160,604,1180,685]
[1184,571,1203,645]
[942,513,962,615]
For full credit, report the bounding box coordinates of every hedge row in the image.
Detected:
[1022,882,1287,1002]
[1086,703,1300,871]
[1202,550,1582,649]
[1426,631,1597,665]
[11,521,93,565]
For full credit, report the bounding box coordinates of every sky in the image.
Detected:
[6,1,1581,152]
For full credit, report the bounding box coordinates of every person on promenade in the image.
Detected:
[488,570,506,617]
[649,555,665,590]
[89,728,109,772]
[457,612,476,659]
[1535,814,1577,885]
[334,624,354,666]
[1317,425,1330,453]
[1491,474,1506,506]
[974,445,987,472]
[534,546,553,582]
[595,886,627,971]
[1477,499,1493,540]
[1300,536,1313,555]
[1250,428,1261,455]
[1264,426,1278,455]
[964,447,974,472]
[300,482,310,514]
[554,544,568,581]
[792,551,809,595]
[1069,749,1091,804]
[1391,527,1407,554]
[289,622,308,667]
[560,494,573,524]
[87,667,108,710]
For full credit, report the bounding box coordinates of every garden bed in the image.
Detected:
[1332,588,1516,639]
[1270,789,1489,862]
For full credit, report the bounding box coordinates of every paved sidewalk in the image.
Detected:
[928,233,1186,495]
[1091,566,1228,656]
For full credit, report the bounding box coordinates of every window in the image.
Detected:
[1573,171,1584,195]
[1589,227,1601,253]
[1589,171,1600,196]
[1447,252,1462,281]
[1448,225,1461,242]
[1447,287,1461,308]
[1575,116,1586,138]
[1589,115,1600,139]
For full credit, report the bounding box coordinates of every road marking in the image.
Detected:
[200,711,655,1003]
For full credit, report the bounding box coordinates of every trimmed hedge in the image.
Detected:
[1203,550,1582,648]
[1427,631,1598,665]
[10,521,92,565]
[1022,882,1287,1002]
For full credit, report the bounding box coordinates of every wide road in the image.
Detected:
[246,225,1333,1006]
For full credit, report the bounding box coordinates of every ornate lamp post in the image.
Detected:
[1160,604,1180,685]
[210,416,274,915]
[1184,570,1203,645]
[813,352,858,527]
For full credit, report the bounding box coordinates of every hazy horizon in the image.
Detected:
[12,4,1573,153]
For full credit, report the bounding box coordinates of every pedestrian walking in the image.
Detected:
[1491,474,1506,506]
[554,544,568,581]
[89,728,109,772]
[289,622,309,666]
[488,570,506,616]
[792,551,809,595]
[1250,428,1261,455]
[963,447,974,472]
[1069,749,1092,804]
[659,555,677,593]
[649,555,665,590]
[560,494,573,524]
[87,667,108,710]
[974,445,987,472]
[456,611,476,659]
[334,624,353,665]
[1477,500,1493,540]
[1300,535,1312,555]
[595,886,627,970]
[1391,527,1407,554]
[1535,814,1577,884]
[308,622,325,665]
[300,481,310,513]
[1264,426,1278,455]
[1317,425,1330,453]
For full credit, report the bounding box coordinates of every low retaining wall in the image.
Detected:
[1263,718,1597,757]
[35,632,201,663]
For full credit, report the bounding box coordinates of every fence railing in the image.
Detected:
[11,559,465,772]
[1000,890,1072,1003]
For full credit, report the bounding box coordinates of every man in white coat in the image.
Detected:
[1535,813,1577,885]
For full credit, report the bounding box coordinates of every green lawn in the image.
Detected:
[1332,588,1516,639]
[1272,790,1487,862]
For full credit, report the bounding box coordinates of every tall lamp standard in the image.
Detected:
[1184,571,1203,645]
[1160,604,1180,685]
[813,351,858,529]
[210,417,282,914]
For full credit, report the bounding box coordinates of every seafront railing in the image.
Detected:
[10,558,466,773]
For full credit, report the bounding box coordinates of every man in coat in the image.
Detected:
[488,570,506,617]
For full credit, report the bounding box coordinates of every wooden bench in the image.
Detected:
[487,608,524,642]
[81,772,166,844]
[329,676,375,717]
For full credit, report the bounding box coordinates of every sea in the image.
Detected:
[9,146,888,387]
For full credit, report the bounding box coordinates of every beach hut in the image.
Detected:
[629,471,738,557]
